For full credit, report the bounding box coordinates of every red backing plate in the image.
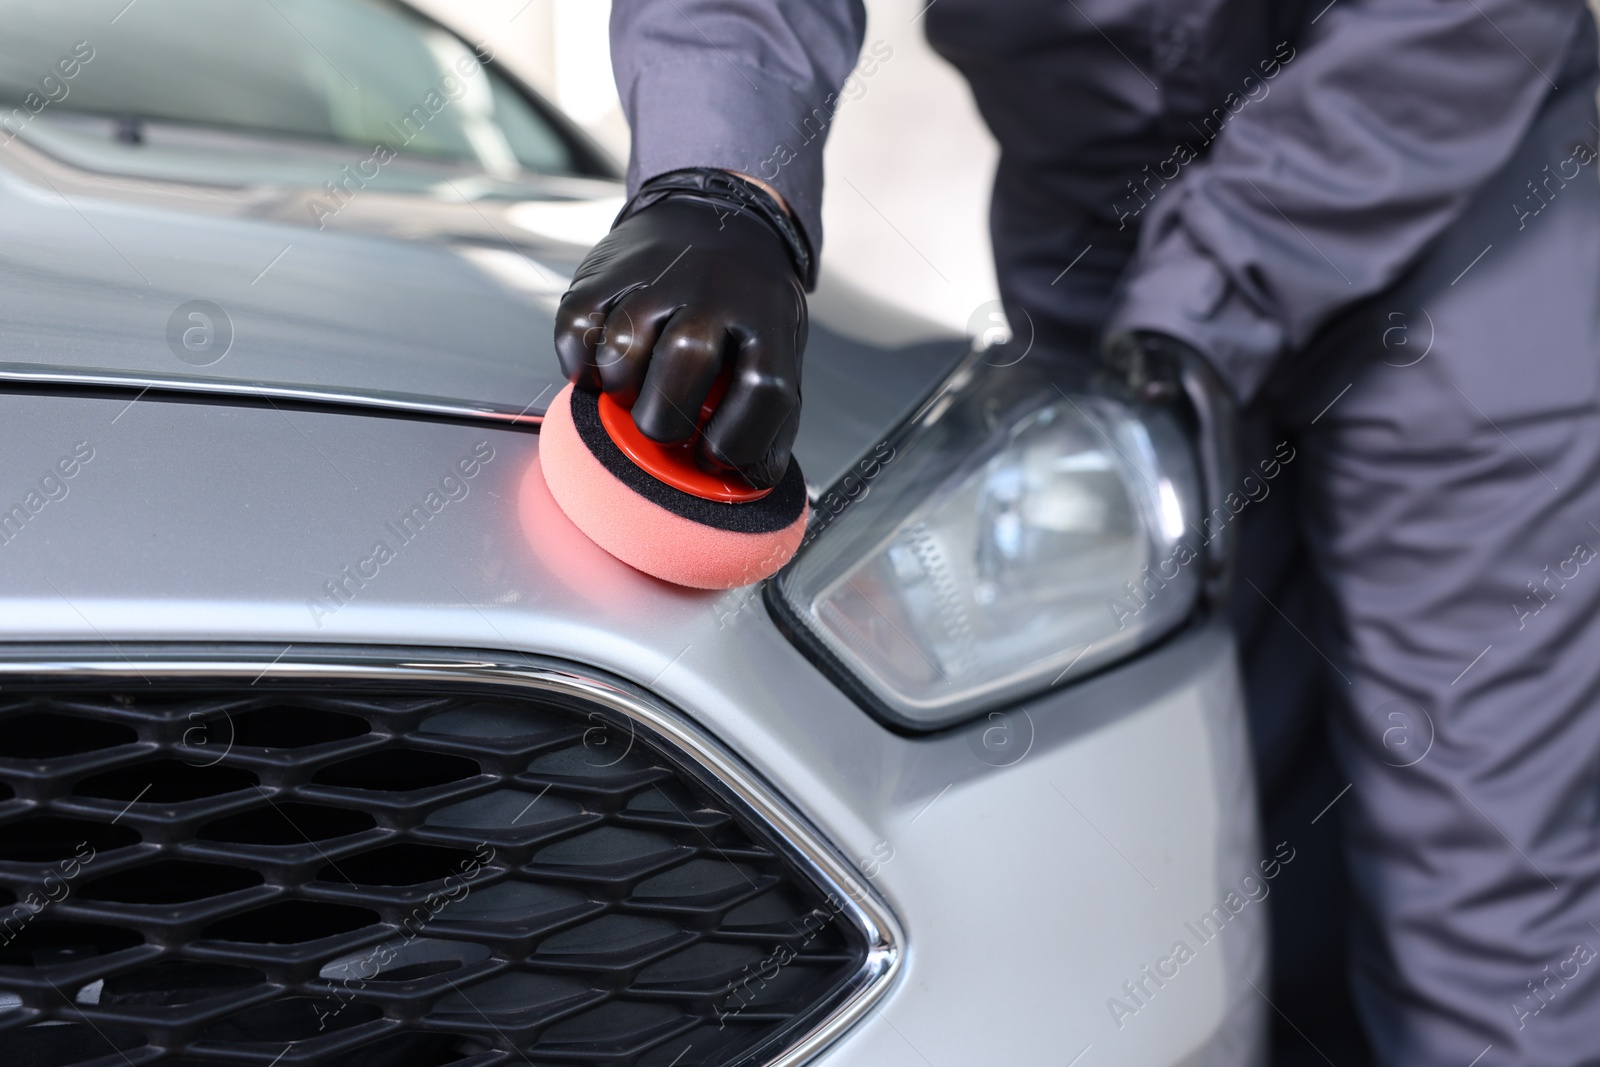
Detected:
[596,386,772,504]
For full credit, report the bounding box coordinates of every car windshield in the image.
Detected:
[0,0,585,177]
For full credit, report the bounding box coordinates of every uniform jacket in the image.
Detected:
[610,0,1592,399]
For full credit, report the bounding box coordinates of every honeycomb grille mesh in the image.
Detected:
[0,683,867,1066]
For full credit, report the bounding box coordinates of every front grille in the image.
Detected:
[0,664,877,1066]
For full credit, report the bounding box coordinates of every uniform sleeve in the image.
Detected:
[1106,0,1590,401]
[610,0,867,260]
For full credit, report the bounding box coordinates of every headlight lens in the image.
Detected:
[775,355,1202,728]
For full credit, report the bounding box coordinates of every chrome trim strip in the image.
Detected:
[0,645,901,1067]
[0,365,547,426]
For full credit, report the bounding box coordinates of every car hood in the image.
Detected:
[0,118,968,488]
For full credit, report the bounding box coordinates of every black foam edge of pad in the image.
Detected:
[567,387,807,535]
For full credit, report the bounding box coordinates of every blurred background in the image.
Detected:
[407,0,1002,337]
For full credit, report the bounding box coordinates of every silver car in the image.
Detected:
[0,2,1264,1065]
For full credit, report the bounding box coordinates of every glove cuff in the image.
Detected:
[617,168,816,290]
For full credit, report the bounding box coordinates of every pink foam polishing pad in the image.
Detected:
[536,384,809,589]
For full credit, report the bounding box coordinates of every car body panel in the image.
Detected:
[0,122,968,489]
[0,393,1261,1064]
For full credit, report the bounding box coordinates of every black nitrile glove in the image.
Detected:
[1102,329,1238,596]
[553,171,809,490]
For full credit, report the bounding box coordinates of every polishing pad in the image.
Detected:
[538,384,809,589]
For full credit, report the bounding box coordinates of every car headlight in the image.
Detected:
[773,352,1203,729]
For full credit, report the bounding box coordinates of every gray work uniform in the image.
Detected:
[611,0,1600,1062]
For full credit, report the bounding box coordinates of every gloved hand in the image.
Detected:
[1102,329,1238,595]
[553,173,808,490]
[1102,330,1225,406]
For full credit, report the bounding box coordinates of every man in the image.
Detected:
[552,1,1600,1062]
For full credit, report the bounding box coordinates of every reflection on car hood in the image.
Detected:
[0,120,968,487]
